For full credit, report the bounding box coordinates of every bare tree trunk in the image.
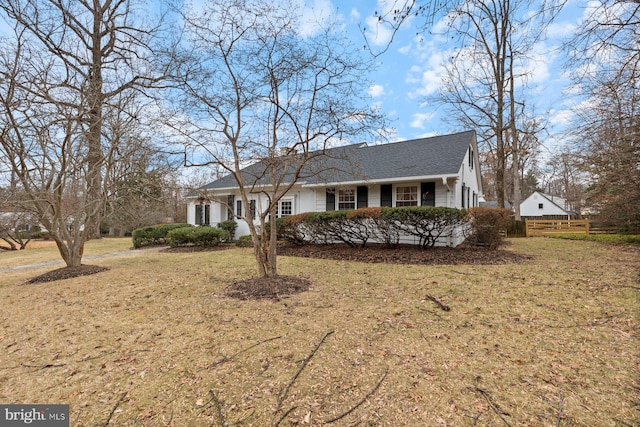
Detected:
[509,52,522,220]
[85,7,105,240]
[55,237,84,267]
[0,0,167,266]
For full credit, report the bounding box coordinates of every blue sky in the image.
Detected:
[298,0,585,150]
[0,0,586,153]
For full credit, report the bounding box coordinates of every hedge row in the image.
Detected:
[132,223,193,248]
[166,226,229,247]
[278,206,469,249]
[132,221,236,248]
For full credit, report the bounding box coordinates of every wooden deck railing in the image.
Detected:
[525,219,590,237]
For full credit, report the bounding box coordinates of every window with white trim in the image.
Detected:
[338,188,356,210]
[277,199,293,217]
[396,186,418,206]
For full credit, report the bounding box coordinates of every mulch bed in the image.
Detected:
[24,265,109,284]
[224,275,312,301]
[277,242,532,265]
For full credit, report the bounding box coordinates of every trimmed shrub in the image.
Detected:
[304,211,349,245]
[381,206,468,248]
[217,220,237,241]
[467,207,512,249]
[132,223,193,248]
[278,206,468,249]
[166,226,229,248]
[236,234,254,247]
[280,213,314,245]
[346,207,398,247]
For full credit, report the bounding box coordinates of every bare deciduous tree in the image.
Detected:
[0,0,167,267]
[366,0,562,213]
[433,0,555,212]
[101,97,183,236]
[563,0,639,231]
[168,0,383,279]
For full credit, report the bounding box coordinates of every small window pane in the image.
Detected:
[338,189,356,210]
[278,200,293,217]
[396,186,418,207]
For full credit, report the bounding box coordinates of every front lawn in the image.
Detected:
[550,233,640,245]
[0,238,638,426]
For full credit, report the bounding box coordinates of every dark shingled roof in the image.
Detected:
[198,130,475,191]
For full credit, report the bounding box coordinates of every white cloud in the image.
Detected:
[364,15,394,46]
[398,43,412,55]
[410,69,442,98]
[548,109,574,128]
[405,47,449,99]
[515,41,554,88]
[368,84,385,98]
[546,20,577,39]
[410,112,435,129]
[297,0,338,37]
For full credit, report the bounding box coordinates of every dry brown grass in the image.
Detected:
[0,238,638,426]
[0,238,133,270]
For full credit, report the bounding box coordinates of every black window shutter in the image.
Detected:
[250,200,256,219]
[326,188,335,211]
[380,184,392,207]
[195,204,202,225]
[357,186,368,209]
[421,182,436,206]
[227,195,235,220]
[236,200,242,217]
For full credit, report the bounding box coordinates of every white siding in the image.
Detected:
[187,141,481,246]
[455,145,481,210]
[520,192,569,217]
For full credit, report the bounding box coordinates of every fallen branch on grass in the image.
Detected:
[276,330,334,414]
[21,362,66,370]
[474,386,512,427]
[208,389,225,427]
[274,406,298,427]
[102,391,128,427]
[209,335,282,368]
[556,390,565,427]
[425,294,450,311]
[325,367,389,424]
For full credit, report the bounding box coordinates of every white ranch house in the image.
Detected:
[187,130,483,246]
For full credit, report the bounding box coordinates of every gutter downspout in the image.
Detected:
[442,176,451,207]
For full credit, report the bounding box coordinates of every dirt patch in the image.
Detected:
[24,264,109,284]
[224,275,312,301]
[277,242,531,265]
